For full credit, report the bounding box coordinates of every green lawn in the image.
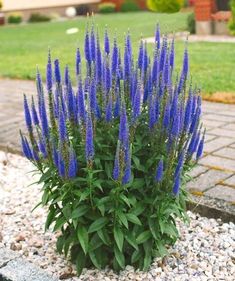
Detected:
[0,11,235,95]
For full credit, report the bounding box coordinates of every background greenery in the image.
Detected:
[0,11,235,95]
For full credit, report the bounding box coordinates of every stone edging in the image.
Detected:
[0,248,57,281]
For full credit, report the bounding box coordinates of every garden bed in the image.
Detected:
[0,151,234,280]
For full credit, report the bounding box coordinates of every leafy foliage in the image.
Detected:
[8,13,22,24]
[120,1,140,12]
[229,0,235,35]
[187,13,195,34]
[99,2,116,14]
[147,0,184,13]
[20,22,204,276]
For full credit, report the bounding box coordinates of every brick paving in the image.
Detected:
[0,78,235,204]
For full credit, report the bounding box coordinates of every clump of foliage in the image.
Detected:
[120,0,140,12]
[28,13,51,23]
[187,13,195,34]
[147,0,184,13]
[229,0,235,35]
[21,23,204,275]
[99,2,116,14]
[8,13,22,24]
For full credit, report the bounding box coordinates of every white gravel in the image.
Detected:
[0,151,234,281]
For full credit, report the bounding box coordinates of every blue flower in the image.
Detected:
[169,38,175,70]
[68,148,78,178]
[40,98,49,138]
[126,31,132,57]
[138,40,144,70]
[31,97,39,126]
[59,110,67,142]
[163,101,170,129]
[84,27,91,63]
[23,94,32,132]
[39,137,47,158]
[54,59,61,84]
[174,152,184,178]
[95,34,102,84]
[104,28,110,54]
[122,146,131,184]
[184,92,192,130]
[159,36,167,72]
[90,24,96,62]
[196,133,205,160]
[173,174,180,196]
[124,44,130,81]
[155,159,164,182]
[76,48,81,76]
[182,46,189,78]
[132,82,141,121]
[149,93,156,129]
[58,150,66,178]
[64,65,70,88]
[119,105,129,145]
[20,134,33,160]
[52,145,59,167]
[46,51,52,93]
[104,61,111,94]
[152,49,159,86]
[85,112,94,162]
[77,78,86,121]
[155,23,161,49]
[105,94,112,123]
[112,38,118,75]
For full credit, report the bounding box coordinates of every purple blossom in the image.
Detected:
[58,150,66,178]
[122,146,131,184]
[173,174,180,196]
[59,110,67,142]
[119,105,129,145]
[132,82,141,121]
[85,112,94,162]
[84,27,91,63]
[170,39,175,70]
[23,94,32,132]
[90,25,96,62]
[155,23,161,49]
[46,51,53,93]
[182,46,189,78]
[54,59,61,84]
[138,40,144,70]
[77,79,86,121]
[155,159,163,182]
[40,97,49,138]
[68,149,78,178]
[39,138,47,158]
[104,28,110,55]
[113,141,120,180]
[105,94,112,122]
[174,152,184,178]
[76,48,81,76]
[21,134,33,160]
[31,97,39,126]
[112,38,118,75]
[196,134,204,160]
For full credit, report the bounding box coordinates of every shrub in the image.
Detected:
[229,0,235,35]
[21,24,204,275]
[187,12,195,34]
[120,0,140,12]
[147,0,184,13]
[8,13,22,24]
[99,2,116,14]
[28,13,51,23]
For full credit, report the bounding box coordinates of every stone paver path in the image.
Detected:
[0,79,235,204]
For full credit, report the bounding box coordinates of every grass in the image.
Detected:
[0,11,235,96]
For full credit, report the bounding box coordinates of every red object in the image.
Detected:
[211,11,232,22]
[194,0,214,21]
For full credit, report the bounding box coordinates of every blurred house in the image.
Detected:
[1,0,100,20]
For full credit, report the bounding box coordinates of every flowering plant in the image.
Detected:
[20,23,204,274]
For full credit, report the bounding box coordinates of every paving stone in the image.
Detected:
[208,128,235,139]
[188,165,208,178]
[203,119,226,129]
[0,247,20,268]
[230,143,235,149]
[223,123,235,131]
[204,134,217,143]
[219,110,235,117]
[213,147,235,160]
[205,185,235,203]
[203,137,234,153]
[186,169,231,192]
[223,175,235,187]
[199,155,235,172]
[203,113,235,122]
[0,258,57,281]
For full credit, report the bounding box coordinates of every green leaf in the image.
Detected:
[41,190,49,205]
[114,246,125,269]
[88,217,108,233]
[56,235,64,254]
[143,241,152,271]
[156,240,168,257]
[120,194,131,207]
[89,250,101,269]
[148,218,158,239]
[71,205,89,219]
[64,235,74,257]
[131,203,145,216]
[62,204,72,220]
[97,228,111,246]
[76,250,86,276]
[89,233,103,251]
[114,225,124,252]
[45,206,56,230]
[117,211,129,229]
[93,180,103,192]
[131,249,141,263]
[53,215,66,232]
[126,213,142,226]
[125,233,138,251]
[79,189,90,202]
[136,230,151,244]
[77,226,89,254]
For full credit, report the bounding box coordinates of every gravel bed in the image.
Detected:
[0,151,235,281]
